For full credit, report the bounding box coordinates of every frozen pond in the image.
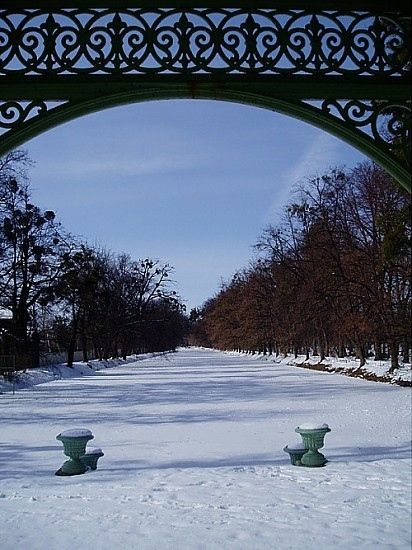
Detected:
[1,347,411,549]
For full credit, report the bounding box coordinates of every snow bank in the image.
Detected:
[225,350,412,386]
[0,352,163,394]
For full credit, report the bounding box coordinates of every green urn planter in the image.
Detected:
[55,428,94,476]
[283,443,307,466]
[295,424,331,467]
[80,448,104,470]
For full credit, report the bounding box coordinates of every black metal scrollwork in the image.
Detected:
[0,101,49,128]
[0,9,409,76]
[0,6,410,184]
[319,99,411,168]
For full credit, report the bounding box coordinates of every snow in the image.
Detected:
[223,350,411,385]
[283,353,411,385]
[297,423,330,430]
[0,352,162,394]
[84,448,103,455]
[58,428,93,438]
[0,347,411,549]
[284,442,306,450]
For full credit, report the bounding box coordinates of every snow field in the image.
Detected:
[0,347,411,549]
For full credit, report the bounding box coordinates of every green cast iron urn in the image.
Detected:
[80,448,104,470]
[55,428,94,476]
[295,423,331,467]
[283,442,307,466]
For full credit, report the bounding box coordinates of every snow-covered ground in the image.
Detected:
[0,347,411,549]
[0,353,159,394]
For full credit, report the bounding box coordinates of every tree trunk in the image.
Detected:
[81,331,88,362]
[12,310,29,354]
[319,345,326,362]
[402,343,410,364]
[67,315,78,368]
[32,331,40,368]
[337,343,346,358]
[355,344,366,368]
[67,337,76,368]
[373,340,383,361]
[388,340,399,373]
[121,342,127,360]
[94,345,101,361]
[103,343,110,360]
[80,316,88,362]
[323,331,330,357]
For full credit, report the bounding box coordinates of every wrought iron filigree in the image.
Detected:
[317,99,411,168]
[0,100,49,129]
[0,8,409,76]
[0,4,410,190]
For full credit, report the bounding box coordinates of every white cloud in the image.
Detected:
[32,153,205,179]
[263,131,341,224]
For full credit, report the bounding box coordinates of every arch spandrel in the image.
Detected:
[0,2,410,191]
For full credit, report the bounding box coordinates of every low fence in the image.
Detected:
[0,355,15,375]
[0,351,93,373]
[38,351,86,366]
[0,354,35,371]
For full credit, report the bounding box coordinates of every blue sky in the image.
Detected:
[24,99,365,311]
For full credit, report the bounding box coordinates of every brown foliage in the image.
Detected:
[191,162,411,370]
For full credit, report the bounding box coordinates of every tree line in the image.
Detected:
[190,162,411,372]
[0,151,187,367]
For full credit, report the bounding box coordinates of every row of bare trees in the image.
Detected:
[0,151,187,367]
[191,162,411,372]
[52,249,185,365]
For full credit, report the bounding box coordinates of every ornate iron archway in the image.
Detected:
[0,1,410,191]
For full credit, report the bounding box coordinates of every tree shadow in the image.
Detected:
[1,440,410,482]
[327,442,412,463]
[0,442,63,479]
[1,350,409,482]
